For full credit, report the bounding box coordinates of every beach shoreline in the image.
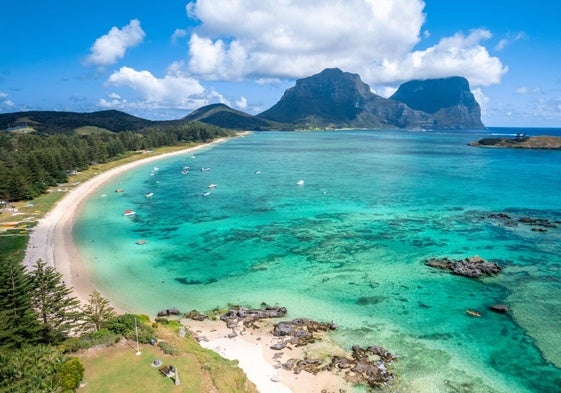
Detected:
[23,133,353,392]
[23,138,230,305]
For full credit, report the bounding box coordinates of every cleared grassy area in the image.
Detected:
[74,126,115,135]
[78,324,257,393]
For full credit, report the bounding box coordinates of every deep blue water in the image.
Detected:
[75,129,561,392]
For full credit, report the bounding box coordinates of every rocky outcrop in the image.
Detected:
[485,212,560,232]
[188,305,396,389]
[470,135,561,149]
[425,256,502,278]
[157,307,181,317]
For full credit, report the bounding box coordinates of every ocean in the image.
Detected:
[74,129,561,392]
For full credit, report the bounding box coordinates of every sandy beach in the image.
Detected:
[23,134,352,393]
[23,138,230,304]
[185,319,351,393]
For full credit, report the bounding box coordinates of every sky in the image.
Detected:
[1,0,561,127]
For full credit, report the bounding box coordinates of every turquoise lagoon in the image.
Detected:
[74,130,561,392]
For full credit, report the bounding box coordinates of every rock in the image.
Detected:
[185,309,208,321]
[489,304,509,314]
[270,341,287,350]
[157,308,181,317]
[425,256,502,278]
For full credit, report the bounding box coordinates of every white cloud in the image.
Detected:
[362,29,507,86]
[471,88,489,115]
[184,1,506,88]
[186,0,425,80]
[101,66,208,110]
[171,28,188,43]
[495,32,526,51]
[84,19,145,66]
[0,91,15,109]
[515,86,542,95]
[235,96,248,110]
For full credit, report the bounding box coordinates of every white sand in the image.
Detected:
[186,320,350,393]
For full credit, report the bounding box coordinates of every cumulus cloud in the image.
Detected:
[0,92,15,109]
[184,0,506,88]
[101,66,209,110]
[471,88,489,115]
[363,29,507,86]
[171,28,188,43]
[235,96,248,110]
[186,0,425,80]
[84,19,145,66]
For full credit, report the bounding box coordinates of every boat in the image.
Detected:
[201,167,211,171]
[115,188,124,193]
[296,180,304,186]
[123,209,136,216]
[207,184,217,188]
[202,191,211,197]
[144,192,154,198]
[466,309,481,317]
[136,239,147,245]
[181,169,189,175]
[255,170,261,174]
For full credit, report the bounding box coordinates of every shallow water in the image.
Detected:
[75,130,561,392]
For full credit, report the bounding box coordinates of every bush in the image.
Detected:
[57,357,85,392]
[157,341,179,356]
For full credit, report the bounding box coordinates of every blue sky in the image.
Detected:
[1,0,560,127]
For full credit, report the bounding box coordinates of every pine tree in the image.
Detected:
[82,290,117,332]
[28,260,82,344]
[0,258,40,348]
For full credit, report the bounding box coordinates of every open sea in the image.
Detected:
[74,129,561,392]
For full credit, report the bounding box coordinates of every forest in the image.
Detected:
[0,121,232,202]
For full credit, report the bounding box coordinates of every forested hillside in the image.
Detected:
[0,122,231,202]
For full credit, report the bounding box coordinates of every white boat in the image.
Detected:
[181,169,189,175]
[207,184,217,188]
[144,192,154,198]
[136,239,147,245]
[123,209,136,216]
[201,167,211,171]
[296,180,304,186]
[255,170,261,174]
[202,191,211,197]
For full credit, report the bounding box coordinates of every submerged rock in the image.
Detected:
[425,255,502,278]
[489,304,509,314]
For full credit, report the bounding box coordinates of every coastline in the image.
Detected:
[22,132,350,392]
[184,319,351,393]
[23,137,230,305]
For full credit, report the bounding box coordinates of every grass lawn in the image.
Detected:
[78,324,258,393]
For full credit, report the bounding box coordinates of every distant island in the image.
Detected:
[1,68,484,132]
[469,134,561,149]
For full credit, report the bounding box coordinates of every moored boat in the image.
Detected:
[123,209,136,216]
[466,309,481,317]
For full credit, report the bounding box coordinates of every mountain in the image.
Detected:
[257,68,483,129]
[0,69,485,133]
[0,109,154,134]
[390,76,484,129]
[183,103,280,130]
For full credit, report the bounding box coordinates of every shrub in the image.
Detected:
[157,341,179,356]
